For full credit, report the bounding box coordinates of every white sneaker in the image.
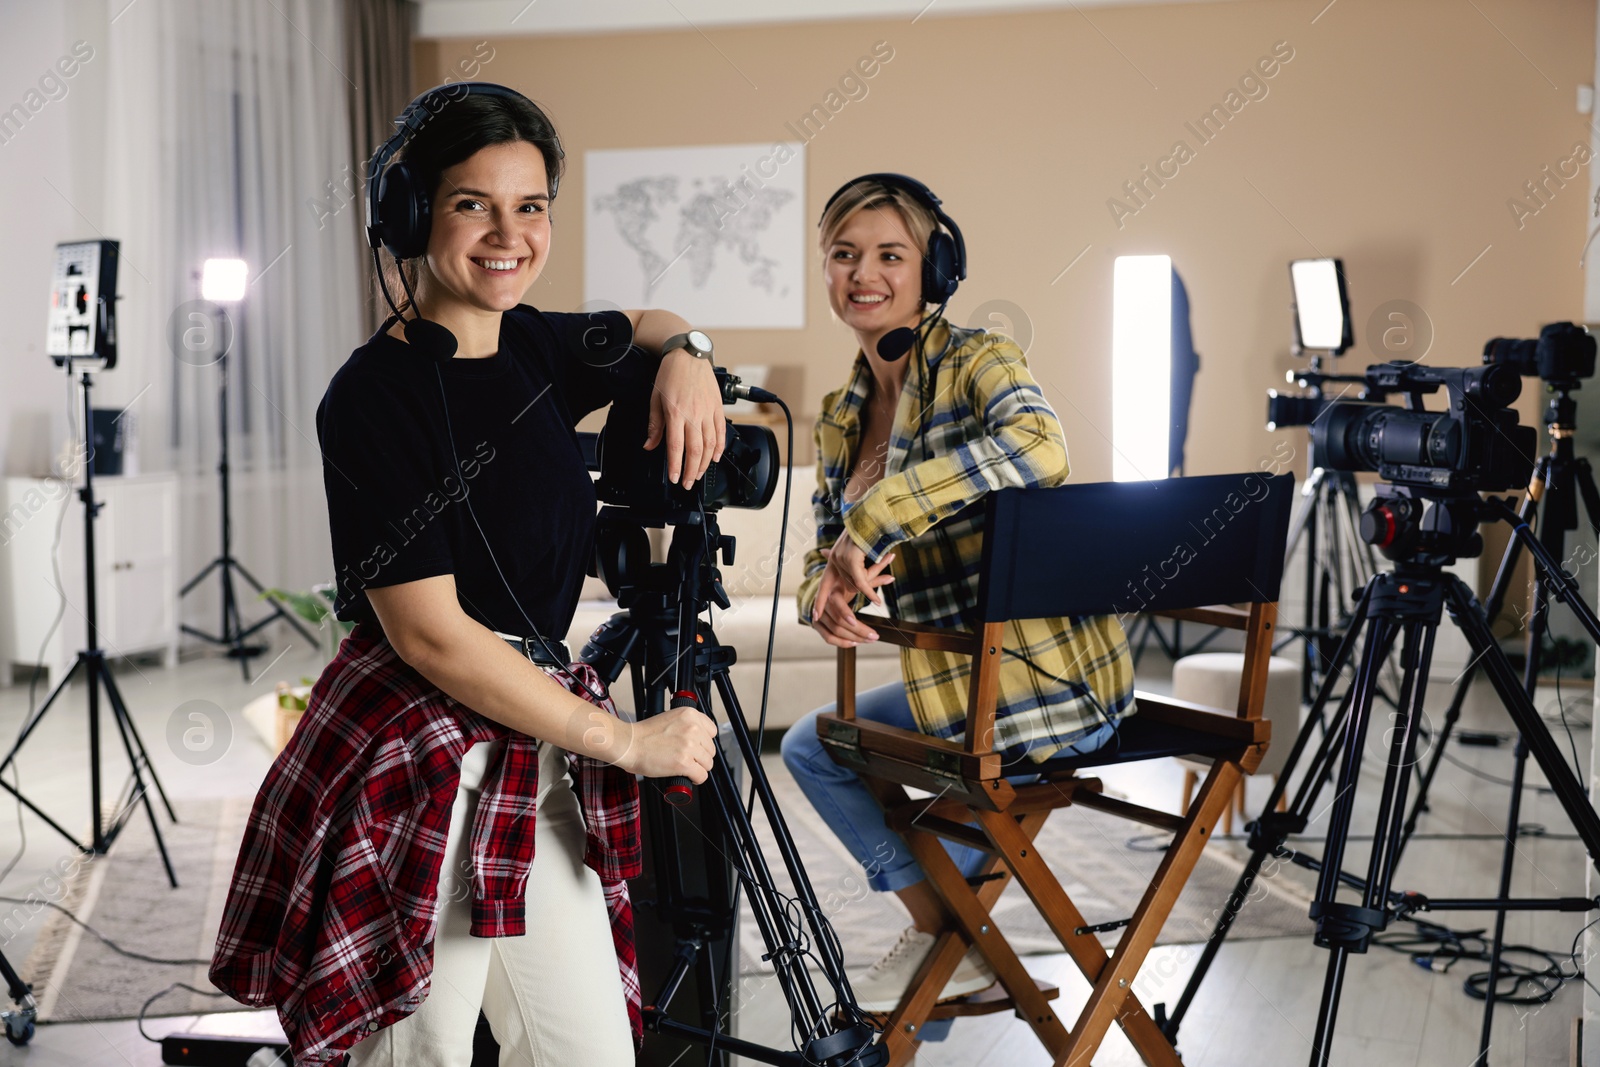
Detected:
[848,926,998,1013]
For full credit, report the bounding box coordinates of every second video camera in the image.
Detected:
[1311,361,1535,494]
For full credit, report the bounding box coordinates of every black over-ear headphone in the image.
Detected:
[366,81,557,261]
[820,172,967,306]
[364,81,558,362]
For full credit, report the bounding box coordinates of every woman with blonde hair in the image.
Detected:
[780,173,1136,1012]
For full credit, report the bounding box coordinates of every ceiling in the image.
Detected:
[414,0,1209,39]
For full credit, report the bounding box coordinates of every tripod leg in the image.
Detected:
[1575,458,1600,540]
[0,656,84,777]
[221,559,251,682]
[1399,503,1532,859]
[1473,543,1553,1064]
[1160,580,1376,1042]
[1311,948,1350,1067]
[178,556,221,597]
[1302,478,1321,706]
[709,674,857,996]
[98,661,179,822]
[692,730,829,1030]
[97,661,179,888]
[1306,603,1410,1067]
[1446,579,1600,855]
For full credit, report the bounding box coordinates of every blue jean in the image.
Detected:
[780,680,1116,893]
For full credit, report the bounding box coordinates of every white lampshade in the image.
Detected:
[201,258,249,302]
[1112,255,1173,482]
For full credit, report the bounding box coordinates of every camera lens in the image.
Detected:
[1266,391,1325,431]
[1312,403,1459,472]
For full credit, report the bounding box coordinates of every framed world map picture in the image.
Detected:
[584,142,805,329]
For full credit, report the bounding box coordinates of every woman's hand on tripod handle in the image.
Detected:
[367,576,713,778]
[613,705,718,782]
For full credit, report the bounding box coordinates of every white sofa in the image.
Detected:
[563,472,902,734]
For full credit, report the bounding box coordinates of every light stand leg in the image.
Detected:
[0,656,95,852]
[177,347,317,673]
[95,658,178,887]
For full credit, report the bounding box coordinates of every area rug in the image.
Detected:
[19,768,1318,1021]
[736,763,1317,976]
[19,795,251,1022]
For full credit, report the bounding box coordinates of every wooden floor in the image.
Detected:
[731,668,1596,1067]
[0,641,1590,1066]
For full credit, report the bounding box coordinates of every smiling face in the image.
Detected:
[419,139,551,316]
[824,205,925,344]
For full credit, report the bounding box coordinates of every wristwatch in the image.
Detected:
[662,330,715,364]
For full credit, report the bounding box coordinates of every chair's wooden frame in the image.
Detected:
[819,601,1278,1067]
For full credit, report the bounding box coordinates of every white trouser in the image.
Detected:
[345,740,634,1067]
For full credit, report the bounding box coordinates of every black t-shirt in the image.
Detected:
[316,305,653,639]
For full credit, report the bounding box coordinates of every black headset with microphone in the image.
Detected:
[365,80,560,362]
[819,172,966,361]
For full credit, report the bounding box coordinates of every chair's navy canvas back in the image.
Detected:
[976,473,1295,623]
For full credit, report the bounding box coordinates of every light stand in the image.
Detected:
[0,364,179,886]
[177,262,318,678]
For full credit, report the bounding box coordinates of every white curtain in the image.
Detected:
[101,0,365,635]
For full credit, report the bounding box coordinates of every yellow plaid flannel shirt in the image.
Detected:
[797,319,1136,764]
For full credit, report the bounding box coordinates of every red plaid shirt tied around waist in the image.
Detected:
[209,625,643,1064]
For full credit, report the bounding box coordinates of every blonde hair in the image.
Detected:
[817,179,938,273]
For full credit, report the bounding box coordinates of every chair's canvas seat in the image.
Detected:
[1038,715,1242,773]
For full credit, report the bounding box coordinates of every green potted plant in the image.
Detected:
[257,583,351,748]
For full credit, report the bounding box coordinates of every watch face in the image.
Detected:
[687,330,713,353]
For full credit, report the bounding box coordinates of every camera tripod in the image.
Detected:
[1279,463,1390,706]
[0,366,178,886]
[1154,488,1600,1065]
[578,504,884,1067]
[1162,375,1600,1057]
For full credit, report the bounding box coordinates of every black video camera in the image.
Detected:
[1483,321,1596,386]
[1310,361,1535,494]
[584,367,780,526]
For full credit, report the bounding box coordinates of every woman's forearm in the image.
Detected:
[371,588,633,764]
[627,309,693,353]
[403,613,635,766]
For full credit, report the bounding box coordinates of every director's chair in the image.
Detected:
[819,472,1294,1065]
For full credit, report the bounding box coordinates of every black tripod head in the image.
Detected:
[1358,486,1486,565]
[592,506,735,615]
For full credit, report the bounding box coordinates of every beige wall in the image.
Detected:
[416,0,1596,480]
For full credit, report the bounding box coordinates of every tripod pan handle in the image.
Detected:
[660,690,701,807]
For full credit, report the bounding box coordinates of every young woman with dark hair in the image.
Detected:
[211,84,721,1065]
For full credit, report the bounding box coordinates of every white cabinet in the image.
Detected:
[0,473,179,686]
